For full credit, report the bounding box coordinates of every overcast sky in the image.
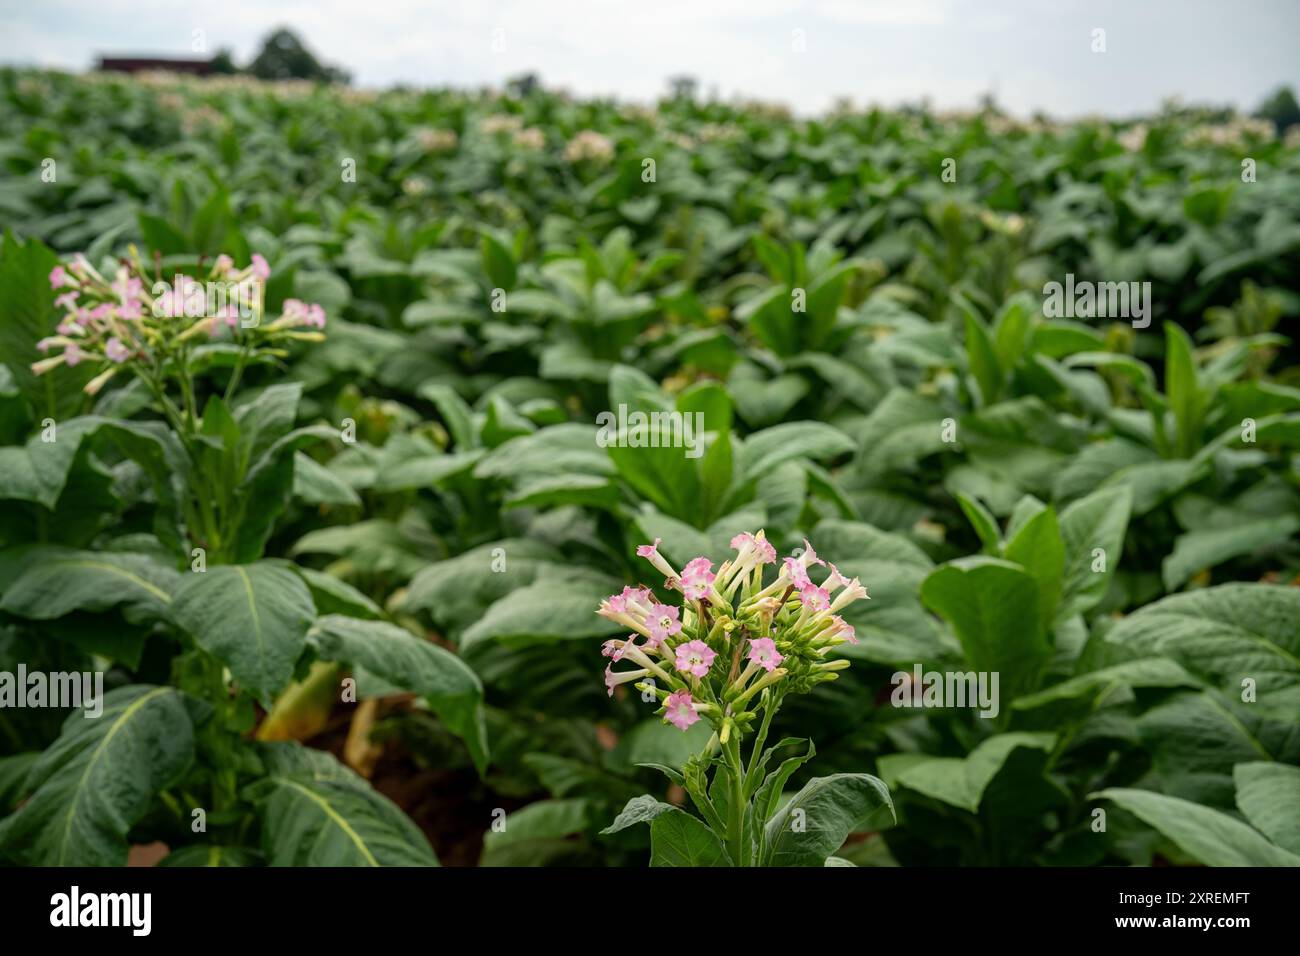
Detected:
[3,0,1298,117]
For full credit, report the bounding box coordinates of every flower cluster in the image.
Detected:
[34,250,326,395]
[564,129,615,164]
[598,531,866,739]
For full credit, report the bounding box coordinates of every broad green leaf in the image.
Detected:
[1,547,177,624]
[739,421,854,483]
[1105,584,1300,719]
[1057,485,1131,617]
[650,808,730,867]
[878,733,1055,813]
[1137,691,1300,807]
[308,615,489,773]
[170,562,316,702]
[0,685,194,866]
[1013,658,1196,711]
[764,773,894,867]
[920,557,1052,698]
[160,845,262,867]
[254,743,436,867]
[460,568,622,649]
[1162,515,1300,591]
[482,798,589,860]
[294,452,362,507]
[1095,788,1300,867]
[401,538,562,637]
[1233,762,1300,855]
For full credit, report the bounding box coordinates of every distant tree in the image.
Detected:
[209,48,239,75]
[667,75,698,101]
[1257,86,1300,133]
[247,28,349,84]
[506,72,541,97]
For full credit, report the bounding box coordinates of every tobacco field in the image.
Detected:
[0,67,1298,868]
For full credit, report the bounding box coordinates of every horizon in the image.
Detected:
[2,1,1298,120]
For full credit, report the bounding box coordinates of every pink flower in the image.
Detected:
[731,531,777,565]
[64,342,84,368]
[680,557,715,601]
[747,637,784,672]
[635,537,680,583]
[54,291,79,311]
[674,640,716,678]
[824,562,850,590]
[117,301,143,320]
[829,615,859,645]
[105,337,130,363]
[604,663,646,698]
[36,337,57,353]
[49,266,69,289]
[251,253,270,281]
[306,303,326,329]
[214,254,234,274]
[799,584,830,611]
[784,557,811,589]
[647,603,682,646]
[664,690,700,731]
[602,635,641,662]
[800,539,825,567]
[635,538,662,559]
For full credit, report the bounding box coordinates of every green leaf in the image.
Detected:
[601,794,676,835]
[1,547,177,624]
[1013,659,1196,711]
[1057,485,1131,617]
[482,798,589,861]
[0,233,92,419]
[480,231,518,290]
[160,845,262,867]
[739,421,854,483]
[1002,501,1064,633]
[308,615,489,774]
[1162,515,1300,591]
[294,452,362,507]
[253,743,437,866]
[170,561,316,702]
[650,808,730,867]
[878,733,1055,813]
[0,686,194,866]
[1164,322,1204,457]
[1234,762,1300,855]
[763,773,894,867]
[1095,787,1300,867]
[401,538,562,637]
[920,557,1052,698]
[752,739,816,826]
[460,569,622,649]
[1105,584,1300,719]
[955,491,1001,553]
[964,310,1003,406]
